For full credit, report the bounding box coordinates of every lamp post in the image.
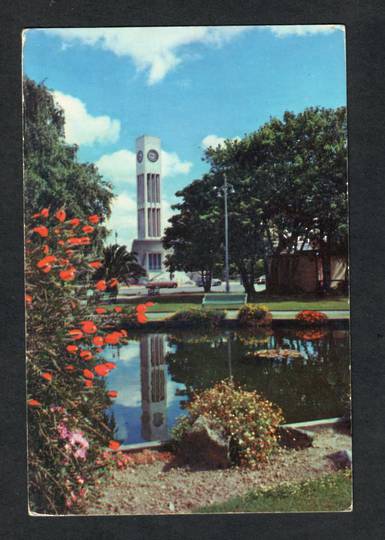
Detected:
[223,172,231,293]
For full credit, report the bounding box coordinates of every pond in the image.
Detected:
[104,326,350,446]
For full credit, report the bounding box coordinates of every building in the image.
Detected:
[131,135,167,278]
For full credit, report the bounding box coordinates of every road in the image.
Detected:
[118,281,266,298]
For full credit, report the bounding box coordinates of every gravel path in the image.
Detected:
[86,427,351,515]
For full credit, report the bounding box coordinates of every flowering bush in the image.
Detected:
[295,310,328,325]
[295,329,327,341]
[237,304,272,326]
[172,380,284,468]
[166,308,226,328]
[25,207,147,514]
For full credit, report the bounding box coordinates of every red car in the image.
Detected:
[145,281,177,289]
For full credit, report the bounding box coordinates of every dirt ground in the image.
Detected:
[85,427,352,515]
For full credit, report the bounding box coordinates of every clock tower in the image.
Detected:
[132,135,166,277]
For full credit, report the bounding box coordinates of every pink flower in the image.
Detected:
[57,421,69,439]
[68,430,89,460]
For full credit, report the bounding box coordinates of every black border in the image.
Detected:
[2,1,385,538]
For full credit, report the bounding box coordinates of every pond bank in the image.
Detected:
[85,425,351,515]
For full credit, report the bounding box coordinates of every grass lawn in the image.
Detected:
[195,471,352,513]
[111,297,349,313]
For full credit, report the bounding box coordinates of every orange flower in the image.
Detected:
[58,240,65,246]
[104,361,116,370]
[66,345,78,354]
[67,329,84,340]
[136,304,147,313]
[94,364,110,377]
[137,313,148,324]
[88,214,100,224]
[145,302,155,307]
[104,332,121,345]
[41,208,49,218]
[70,218,80,227]
[83,369,94,380]
[82,225,94,234]
[41,372,53,382]
[92,336,104,347]
[41,264,52,273]
[80,350,93,361]
[60,268,76,281]
[113,306,122,313]
[108,278,118,288]
[78,236,91,245]
[28,399,42,407]
[55,209,66,222]
[25,294,32,304]
[95,348,103,354]
[107,390,118,398]
[65,365,75,372]
[120,329,128,337]
[89,261,102,269]
[80,320,97,334]
[67,237,82,245]
[42,244,50,255]
[95,307,106,314]
[95,280,107,291]
[84,380,93,388]
[109,440,121,450]
[37,255,56,268]
[32,212,41,219]
[33,226,49,238]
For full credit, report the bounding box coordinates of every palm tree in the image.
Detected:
[94,244,146,292]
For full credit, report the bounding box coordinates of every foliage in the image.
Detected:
[237,303,272,326]
[196,470,352,513]
[23,77,113,252]
[172,380,284,468]
[94,244,146,288]
[25,207,148,514]
[164,107,347,295]
[165,308,226,327]
[163,178,223,292]
[295,310,328,325]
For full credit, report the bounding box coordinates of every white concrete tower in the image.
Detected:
[132,135,166,277]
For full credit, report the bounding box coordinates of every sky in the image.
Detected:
[23,25,346,248]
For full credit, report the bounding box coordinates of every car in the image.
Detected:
[146,281,178,289]
[212,279,222,286]
[255,275,266,285]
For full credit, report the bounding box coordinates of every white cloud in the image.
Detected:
[44,26,252,84]
[201,134,240,149]
[53,91,120,145]
[106,191,137,248]
[266,25,344,38]
[95,149,192,186]
[96,150,136,185]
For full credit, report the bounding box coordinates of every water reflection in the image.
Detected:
[106,326,350,445]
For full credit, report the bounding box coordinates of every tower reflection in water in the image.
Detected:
[140,334,168,441]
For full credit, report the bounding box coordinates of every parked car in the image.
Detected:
[255,275,266,285]
[212,279,222,286]
[146,281,178,289]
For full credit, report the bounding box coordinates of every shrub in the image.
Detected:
[295,310,328,325]
[25,207,146,514]
[172,380,284,468]
[238,304,272,326]
[166,308,226,327]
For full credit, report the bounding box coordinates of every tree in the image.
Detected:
[163,178,223,292]
[23,77,114,250]
[204,107,348,294]
[94,244,146,287]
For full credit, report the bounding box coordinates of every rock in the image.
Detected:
[277,426,314,449]
[178,415,231,468]
[327,449,352,469]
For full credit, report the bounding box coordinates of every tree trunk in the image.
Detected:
[201,269,212,293]
[320,237,332,292]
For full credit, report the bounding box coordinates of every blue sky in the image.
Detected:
[23,26,346,247]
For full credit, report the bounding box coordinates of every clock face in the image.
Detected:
[137,150,143,163]
[147,149,159,162]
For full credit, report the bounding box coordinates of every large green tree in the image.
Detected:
[23,77,114,250]
[204,107,348,293]
[163,178,223,292]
